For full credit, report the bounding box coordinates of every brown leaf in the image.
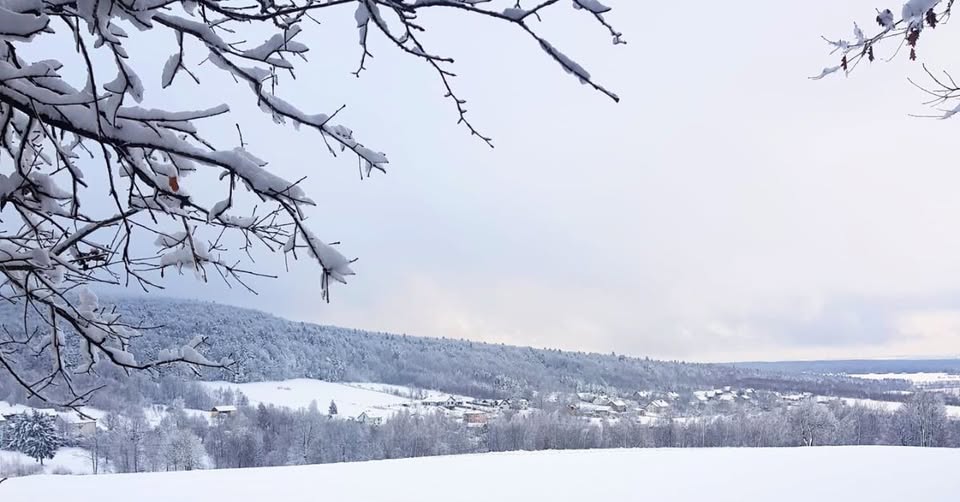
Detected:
[168,176,179,192]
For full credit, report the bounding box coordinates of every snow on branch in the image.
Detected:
[814,0,960,118]
[0,0,623,406]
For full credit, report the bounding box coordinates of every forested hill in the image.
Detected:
[1,296,902,399]
[736,359,960,375]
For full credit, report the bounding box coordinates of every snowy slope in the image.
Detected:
[4,447,960,502]
[199,379,419,418]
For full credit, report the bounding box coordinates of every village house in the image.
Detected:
[60,413,97,439]
[462,411,488,425]
[610,399,628,413]
[355,412,383,426]
[509,398,529,411]
[592,396,613,407]
[210,405,238,418]
[570,403,612,417]
[644,399,670,416]
[425,396,463,409]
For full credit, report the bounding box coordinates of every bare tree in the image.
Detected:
[0,1,623,407]
[814,1,960,116]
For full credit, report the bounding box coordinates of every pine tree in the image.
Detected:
[329,400,338,417]
[4,411,65,465]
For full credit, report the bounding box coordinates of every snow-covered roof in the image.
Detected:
[577,403,612,412]
[648,400,669,408]
[611,399,627,407]
[211,405,238,412]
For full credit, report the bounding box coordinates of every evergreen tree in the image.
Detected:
[329,400,338,417]
[4,411,65,465]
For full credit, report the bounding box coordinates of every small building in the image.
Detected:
[644,399,669,416]
[356,412,383,426]
[441,396,462,409]
[210,405,238,418]
[463,411,488,425]
[571,403,612,417]
[610,399,628,413]
[60,413,97,438]
[592,396,613,407]
[425,396,463,409]
[510,398,529,411]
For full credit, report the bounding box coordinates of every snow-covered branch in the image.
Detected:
[0,0,623,406]
[814,1,960,117]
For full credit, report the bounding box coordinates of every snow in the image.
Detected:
[0,447,94,475]
[902,0,939,25]
[343,382,474,403]
[573,0,611,14]
[0,401,106,424]
[848,372,960,385]
[5,447,960,501]
[199,379,415,419]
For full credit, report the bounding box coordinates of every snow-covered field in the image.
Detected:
[0,447,94,476]
[4,447,959,502]
[199,379,428,419]
[849,372,960,385]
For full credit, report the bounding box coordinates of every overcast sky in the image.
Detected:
[101,1,960,362]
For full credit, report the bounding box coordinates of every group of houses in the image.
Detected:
[569,391,683,418]
[692,387,756,405]
[415,395,530,427]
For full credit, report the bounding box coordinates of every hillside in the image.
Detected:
[4,447,959,502]
[736,359,960,375]
[0,296,902,400]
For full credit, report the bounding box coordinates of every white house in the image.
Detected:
[644,399,670,415]
[355,412,383,426]
[210,405,238,418]
[571,403,612,417]
[60,413,97,438]
[510,398,529,411]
